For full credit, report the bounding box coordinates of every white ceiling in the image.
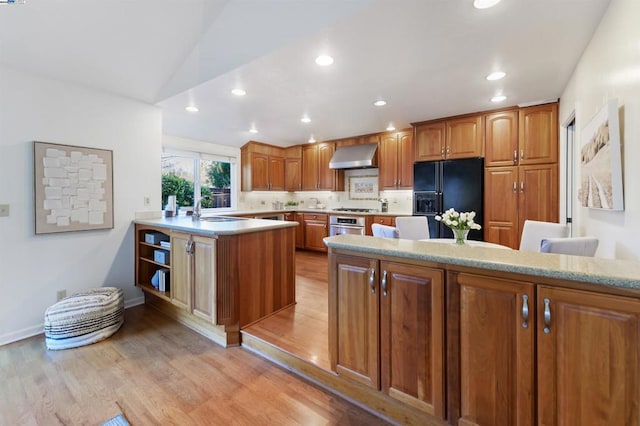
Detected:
[0,0,610,148]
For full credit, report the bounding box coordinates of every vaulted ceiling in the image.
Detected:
[0,0,611,148]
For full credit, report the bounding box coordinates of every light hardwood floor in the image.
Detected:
[0,302,387,425]
[242,250,331,370]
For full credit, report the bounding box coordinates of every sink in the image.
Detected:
[198,216,247,222]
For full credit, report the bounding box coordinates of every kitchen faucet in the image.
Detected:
[192,196,210,221]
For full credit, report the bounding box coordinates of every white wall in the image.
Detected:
[0,66,162,345]
[559,0,640,260]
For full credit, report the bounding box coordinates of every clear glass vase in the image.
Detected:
[452,228,469,245]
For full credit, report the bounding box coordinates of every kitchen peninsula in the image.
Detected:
[134,215,297,347]
[324,234,640,425]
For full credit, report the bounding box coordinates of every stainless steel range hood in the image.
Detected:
[329,143,378,169]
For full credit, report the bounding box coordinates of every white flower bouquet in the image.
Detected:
[435,208,481,244]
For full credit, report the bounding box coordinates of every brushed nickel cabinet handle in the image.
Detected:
[513,149,518,164]
[520,181,525,192]
[441,146,445,157]
[520,149,525,160]
[521,294,529,329]
[381,270,388,297]
[369,268,376,294]
[543,298,551,334]
[513,182,517,192]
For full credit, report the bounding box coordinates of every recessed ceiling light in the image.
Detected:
[374,100,387,107]
[185,106,199,113]
[231,88,246,96]
[473,0,502,9]
[491,95,507,102]
[315,55,334,66]
[301,115,311,123]
[249,127,258,134]
[308,135,316,143]
[386,124,396,131]
[486,71,506,81]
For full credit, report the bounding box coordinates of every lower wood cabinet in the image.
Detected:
[303,213,328,252]
[171,232,217,323]
[329,254,445,418]
[537,286,640,425]
[451,272,534,426]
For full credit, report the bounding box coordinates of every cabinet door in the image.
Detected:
[329,254,379,389]
[415,122,446,161]
[456,273,534,426]
[518,103,558,165]
[294,213,305,248]
[268,155,285,191]
[397,131,414,188]
[304,220,328,252]
[191,235,216,323]
[302,144,319,190]
[317,143,336,190]
[537,286,640,425]
[484,167,519,249]
[446,115,483,159]
[285,158,301,191]
[485,110,518,167]
[380,133,399,189]
[250,153,270,191]
[518,164,558,238]
[380,262,445,418]
[170,232,192,310]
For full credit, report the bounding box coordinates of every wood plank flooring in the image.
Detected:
[0,303,387,425]
[242,250,331,370]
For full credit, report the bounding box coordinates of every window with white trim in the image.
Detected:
[161,150,236,211]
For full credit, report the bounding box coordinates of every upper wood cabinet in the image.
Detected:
[485,103,558,167]
[241,141,285,191]
[537,286,640,425]
[379,130,413,189]
[284,145,302,191]
[519,103,558,165]
[414,115,483,162]
[302,143,343,191]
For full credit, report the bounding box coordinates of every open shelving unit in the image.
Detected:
[135,226,172,302]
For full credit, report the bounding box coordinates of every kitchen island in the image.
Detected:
[134,215,297,347]
[324,234,640,425]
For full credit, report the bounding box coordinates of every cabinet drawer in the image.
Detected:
[303,213,328,221]
[372,216,395,226]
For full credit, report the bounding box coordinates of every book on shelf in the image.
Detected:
[158,268,170,292]
[159,241,171,248]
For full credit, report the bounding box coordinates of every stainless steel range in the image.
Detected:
[329,214,367,236]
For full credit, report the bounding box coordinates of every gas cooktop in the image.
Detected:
[333,208,378,213]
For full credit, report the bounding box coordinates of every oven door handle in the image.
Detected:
[332,225,364,230]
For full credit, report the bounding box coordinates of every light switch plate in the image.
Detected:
[0,204,9,217]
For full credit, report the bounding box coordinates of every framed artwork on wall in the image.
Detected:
[34,141,114,234]
[578,99,624,210]
[348,175,379,200]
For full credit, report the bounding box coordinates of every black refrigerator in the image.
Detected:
[413,157,484,240]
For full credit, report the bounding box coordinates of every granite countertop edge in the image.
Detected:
[323,235,640,291]
[134,216,297,236]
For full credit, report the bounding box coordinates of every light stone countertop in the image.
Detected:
[134,215,297,236]
[324,234,640,292]
[229,208,411,217]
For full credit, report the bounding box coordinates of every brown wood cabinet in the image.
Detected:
[485,164,558,249]
[329,254,445,418]
[485,103,558,167]
[451,272,534,426]
[414,116,483,162]
[170,232,192,310]
[284,211,304,249]
[379,130,413,189]
[537,286,640,425]
[303,213,328,252]
[241,141,285,191]
[302,143,343,191]
[284,145,302,191]
[372,216,395,226]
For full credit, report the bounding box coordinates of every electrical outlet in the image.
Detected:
[261,200,265,205]
[0,204,9,217]
[143,196,150,206]
[56,289,67,301]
